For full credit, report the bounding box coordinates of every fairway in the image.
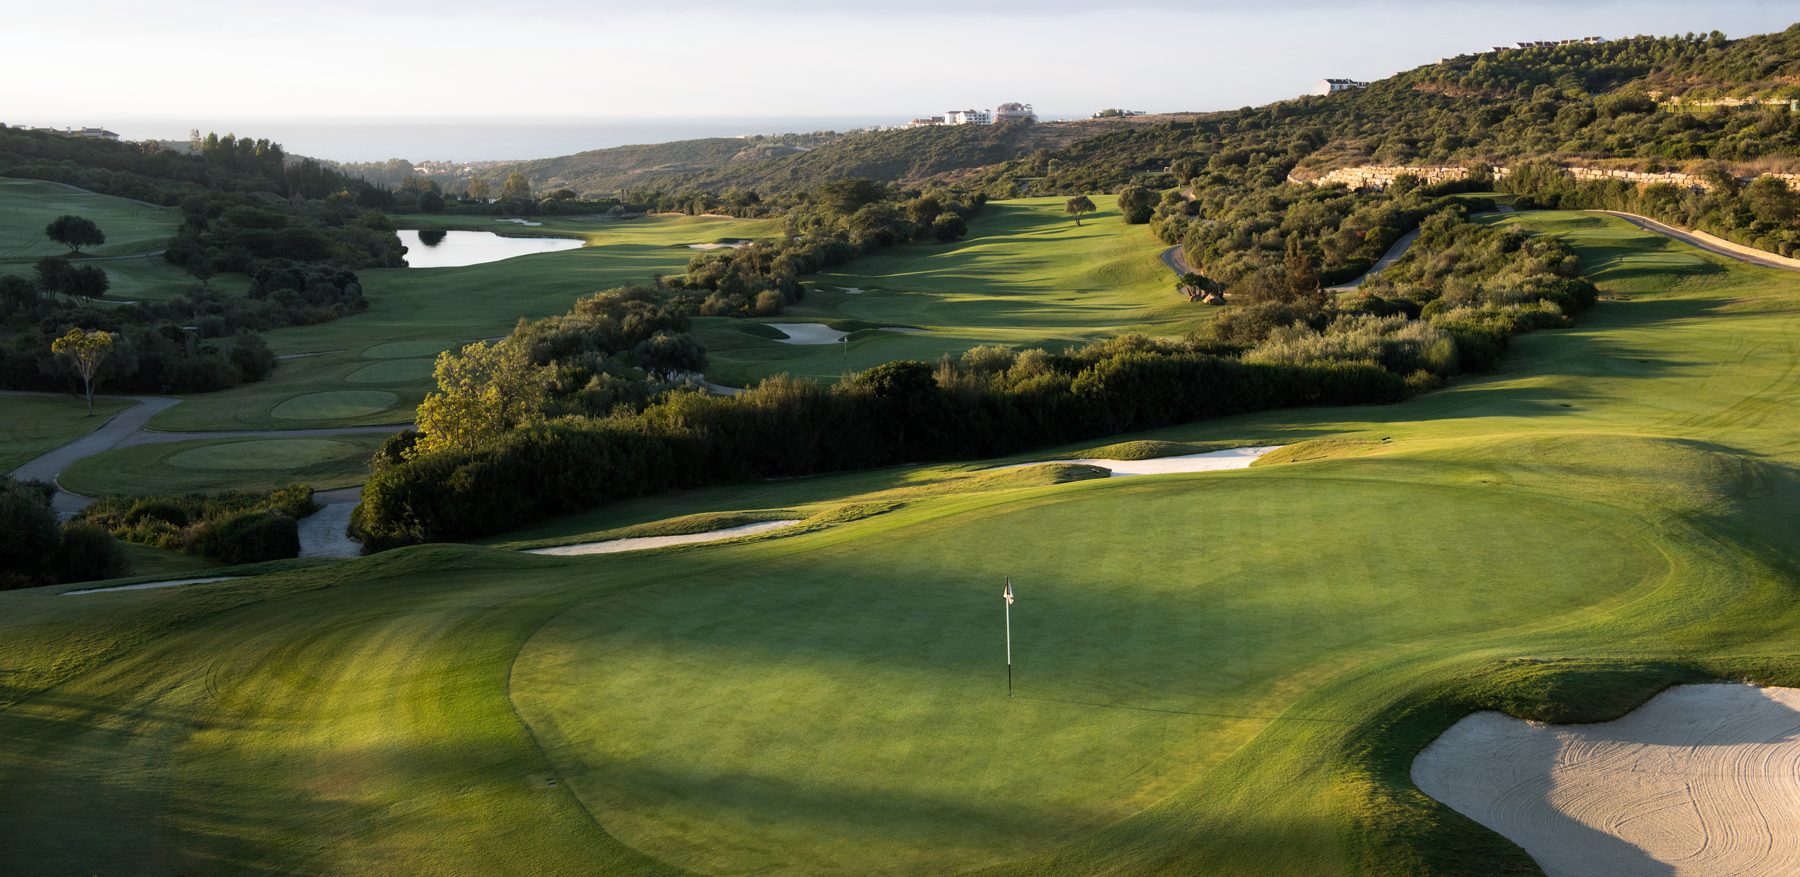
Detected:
[8,212,1800,875]
[0,177,176,260]
[695,196,1205,385]
[143,212,781,431]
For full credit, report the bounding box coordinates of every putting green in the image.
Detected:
[56,433,388,496]
[269,390,398,421]
[346,358,437,384]
[511,477,1659,876]
[362,340,454,359]
[167,439,365,471]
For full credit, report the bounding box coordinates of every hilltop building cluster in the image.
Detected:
[908,102,1036,128]
[1491,36,1606,52]
[1313,79,1371,96]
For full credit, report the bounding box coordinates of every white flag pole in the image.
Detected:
[1005,577,1013,697]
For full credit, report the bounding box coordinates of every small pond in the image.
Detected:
[397,229,584,268]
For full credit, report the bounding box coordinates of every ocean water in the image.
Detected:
[88,117,904,163]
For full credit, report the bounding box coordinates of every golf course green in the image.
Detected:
[4,210,1800,874]
[57,434,389,496]
[695,195,1207,385]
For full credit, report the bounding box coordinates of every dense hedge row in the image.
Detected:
[352,356,1402,548]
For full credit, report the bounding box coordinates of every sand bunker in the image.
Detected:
[766,323,847,345]
[1009,445,1280,476]
[687,240,750,250]
[63,576,239,596]
[836,286,868,294]
[495,218,543,226]
[1413,683,1800,877]
[525,520,799,557]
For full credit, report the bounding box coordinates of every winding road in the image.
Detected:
[4,390,402,555]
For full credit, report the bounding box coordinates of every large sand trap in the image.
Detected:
[495,218,543,226]
[63,576,238,596]
[1010,445,1281,476]
[1413,683,1800,876]
[766,323,847,345]
[525,520,799,557]
[687,240,749,250]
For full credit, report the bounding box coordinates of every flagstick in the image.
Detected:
[1005,577,1013,698]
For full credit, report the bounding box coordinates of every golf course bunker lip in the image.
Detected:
[63,576,239,596]
[525,520,800,557]
[1411,683,1800,877]
[766,323,848,345]
[1006,445,1282,477]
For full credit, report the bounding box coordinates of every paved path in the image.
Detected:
[4,390,404,521]
[1159,245,1193,277]
[1595,210,1800,271]
[1326,228,1422,292]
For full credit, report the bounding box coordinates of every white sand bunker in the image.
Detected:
[1009,445,1281,476]
[766,323,847,345]
[1413,683,1800,877]
[687,240,749,250]
[63,576,239,596]
[835,286,868,294]
[495,218,543,226]
[525,520,799,557]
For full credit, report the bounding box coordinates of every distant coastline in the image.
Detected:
[11,116,914,164]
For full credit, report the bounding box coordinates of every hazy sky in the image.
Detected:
[5,1,1795,123]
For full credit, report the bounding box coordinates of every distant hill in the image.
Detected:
[480,115,1203,197]
[947,25,1800,197]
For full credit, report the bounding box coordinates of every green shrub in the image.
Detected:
[196,511,300,564]
[0,478,60,588]
[54,522,131,583]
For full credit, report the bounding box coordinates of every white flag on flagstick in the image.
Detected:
[1004,580,1014,605]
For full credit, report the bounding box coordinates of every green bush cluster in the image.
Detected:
[0,478,130,588]
[77,484,316,564]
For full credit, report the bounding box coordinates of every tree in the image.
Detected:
[45,215,105,254]
[502,172,532,201]
[190,258,216,290]
[633,331,708,379]
[411,339,550,457]
[64,265,110,301]
[931,212,968,242]
[1116,186,1157,224]
[1065,195,1096,226]
[51,328,117,415]
[418,189,445,213]
[467,177,492,201]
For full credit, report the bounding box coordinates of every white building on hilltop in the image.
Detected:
[944,108,992,125]
[994,102,1036,123]
[1313,78,1371,96]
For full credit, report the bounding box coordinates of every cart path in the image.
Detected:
[3,390,404,518]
